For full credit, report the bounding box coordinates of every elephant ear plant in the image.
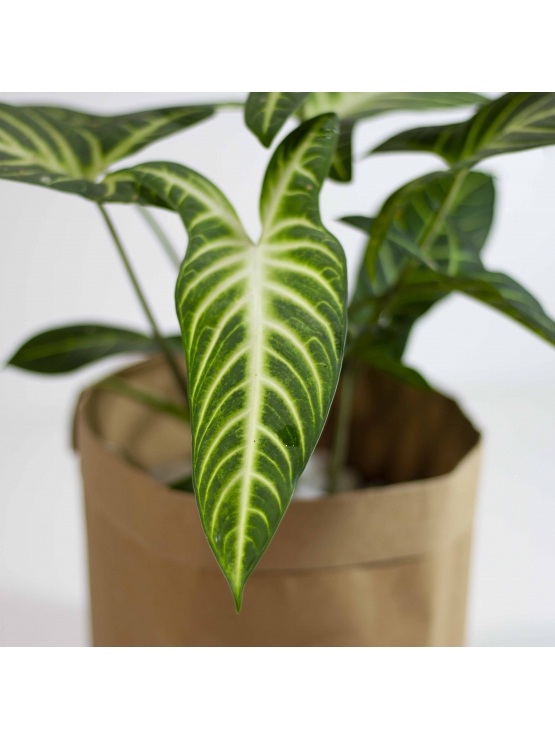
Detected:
[4,92,555,608]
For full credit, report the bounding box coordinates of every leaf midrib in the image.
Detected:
[234,243,264,595]
[260,135,314,239]
[261,93,281,136]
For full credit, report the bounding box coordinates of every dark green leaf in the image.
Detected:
[371,92,555,166]
[244,93,310,147]
[338,215,374,235]
[7,324,182,374]
[354,170,555,347]
[365,169,494,287]
[0,102,214,202]
[341,170,496,361]
[298,92,487,182]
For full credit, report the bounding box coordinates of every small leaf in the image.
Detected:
[371,92,555,166]
[111,114,347,608]
[0,102,214,201]
[244,92,310,147]
[339,215,375,234]
[298,92,487,182]
[7,324,182,374]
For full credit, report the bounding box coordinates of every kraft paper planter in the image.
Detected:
[74,357,481,647]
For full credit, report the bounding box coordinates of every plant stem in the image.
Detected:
[136,205,181,269]
[327,362,358,495]
[97,203,189,402]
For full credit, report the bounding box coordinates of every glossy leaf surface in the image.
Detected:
[349,170,555,348]
[341,170,496,367]
[7,324,182,373]
[372,92,555,166]
[343,217,442,385]
[113,115,347,608]
[364,169,494,283]
[0,102,214,201]
[245,93,310,147]
[298,92,487,181]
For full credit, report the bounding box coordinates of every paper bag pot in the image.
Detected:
[75,357,481,646]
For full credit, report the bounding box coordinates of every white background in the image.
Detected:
[1,92,554,646]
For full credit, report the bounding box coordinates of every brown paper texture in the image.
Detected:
[75,357,481,646]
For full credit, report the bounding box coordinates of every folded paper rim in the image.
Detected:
[75,357,481,572]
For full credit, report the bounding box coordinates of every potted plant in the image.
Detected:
[4,92,555,646]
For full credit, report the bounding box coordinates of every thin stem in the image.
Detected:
[97,203,189,402]
[136,205,181,269]
[327,362,358,495]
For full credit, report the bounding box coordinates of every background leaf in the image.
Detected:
[349,170,555,348]
[114,114,347,608]
[298,92,487,181]
[244,92,310,147]
[0,102,215,202]
[364,169,494,282]
[95,376,189,423]
[7,324,182,374]
[340,170,496,371]
[371,92,555,166]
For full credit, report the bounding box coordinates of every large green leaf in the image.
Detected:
[371,92,555,166]
[350,170,555,347]
[0,101,215,202]
[110,114,347,608]
[298,92,487,181]
[244,93,310,147]
[7,324,182,374]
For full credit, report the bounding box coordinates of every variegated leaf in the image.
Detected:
[364,169,494,292]
[340,170,495,364]
[371,92,555,166]
[349,170,555,348]
[0,101,214,201]
[108,114,347,608]
[245,92,310,147]
[298,92,487,181]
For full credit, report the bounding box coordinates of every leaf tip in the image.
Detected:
[232,581,245,613]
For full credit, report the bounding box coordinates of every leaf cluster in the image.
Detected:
[3,91,555,607]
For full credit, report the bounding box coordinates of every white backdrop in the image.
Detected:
[1,92,554,646]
